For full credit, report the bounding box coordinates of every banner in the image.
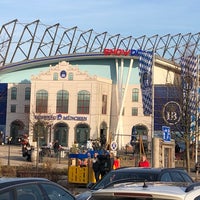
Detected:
[180,56,198,116]
[139,51,153,115]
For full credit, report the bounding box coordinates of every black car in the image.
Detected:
[76,167,194,200]
[0,177,75,200]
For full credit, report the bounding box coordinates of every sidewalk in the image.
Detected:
[0,144,68,169]
[0,144,199,181]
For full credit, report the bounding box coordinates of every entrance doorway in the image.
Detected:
[53,123,69,147]
[10,120,25,144]
[75,124,90,147]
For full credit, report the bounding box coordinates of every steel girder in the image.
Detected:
[1,19,200,66]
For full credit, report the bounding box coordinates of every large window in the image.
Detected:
[11,87,17,100]
[77,90,90,114]
[102,95,107,114]
[132,107,138,116]
[25,87,31,100]
[132,88,139,102]
[56,90,69,113]
[11,104,16,113]
[36,90,48,113]
[24,105,30,113]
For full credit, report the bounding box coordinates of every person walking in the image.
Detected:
[92,152,100,182]
[138,154,150,167]
[53,140,60,159]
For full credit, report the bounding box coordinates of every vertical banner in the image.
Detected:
[180,56,198,116]
[139,51,153,115]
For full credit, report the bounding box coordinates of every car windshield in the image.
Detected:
[92,171,158,190]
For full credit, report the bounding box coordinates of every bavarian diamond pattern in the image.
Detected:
[139,51,153,115]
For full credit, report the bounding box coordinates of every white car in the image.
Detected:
[88,182,200,200]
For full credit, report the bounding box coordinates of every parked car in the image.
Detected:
[0,177,75,200]
[88,181,200,200]
[76,167,194,200]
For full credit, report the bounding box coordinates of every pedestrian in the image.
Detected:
[92,152,100,182]
[113,156,120,169]
[138,154,150,167]
[53,140,60,158]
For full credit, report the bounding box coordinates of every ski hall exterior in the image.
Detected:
[0,20,199,151]
[1,55,180,150]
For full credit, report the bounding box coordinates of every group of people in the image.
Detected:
[92,153,150,182]
[92,152,121,182]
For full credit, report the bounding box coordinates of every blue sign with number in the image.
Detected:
[162,126,171,142]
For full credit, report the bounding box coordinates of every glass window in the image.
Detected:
[132,107,138,116]
[24,105,30,113]
[41,183,74,200]
[170,171,185,182]
[11,104,16,113]
[77,90,90,114]
[160,172,172,182]
[56,90,69,113]
[16,184,44,200]
[36,90,48,113]
[25,87,31,100]
[11,87,17,100]
[53,72,58,80]
[68,72,73,80]
[132,88,139,102]
[0,191,13,200]
[102,95,107,114]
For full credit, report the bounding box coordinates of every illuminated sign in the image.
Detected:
[103,48,149,56]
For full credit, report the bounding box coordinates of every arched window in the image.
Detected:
[56,90,69,113]
[77,90,90,114]
[68,72,73,80]
[36,89,48,113]
[25,87,31,100]
[132,88,139,102]
[11,87,17,100]
[53,72,58,80]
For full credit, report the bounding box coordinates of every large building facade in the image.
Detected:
[0,20,199,151]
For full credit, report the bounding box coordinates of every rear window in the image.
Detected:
[93,171,158,190]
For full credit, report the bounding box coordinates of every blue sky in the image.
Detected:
[1,0,200,37]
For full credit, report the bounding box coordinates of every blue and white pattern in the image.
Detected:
[139,51,153,115]
[180,56,198,116]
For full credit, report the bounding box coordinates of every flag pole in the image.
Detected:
[195,55,199,165]
[151,51,155,167]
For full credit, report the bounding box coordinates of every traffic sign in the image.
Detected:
[162,126,171,142]
[110,141,118,151]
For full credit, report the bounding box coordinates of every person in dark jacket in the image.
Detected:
[92,152,100,182]
[98,153,111,178]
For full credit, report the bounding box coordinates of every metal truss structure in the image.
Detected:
[0,19,200,67]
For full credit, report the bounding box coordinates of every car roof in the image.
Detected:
[0,177,50,190]
[91,182,191,199]
[114,167,186,173]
